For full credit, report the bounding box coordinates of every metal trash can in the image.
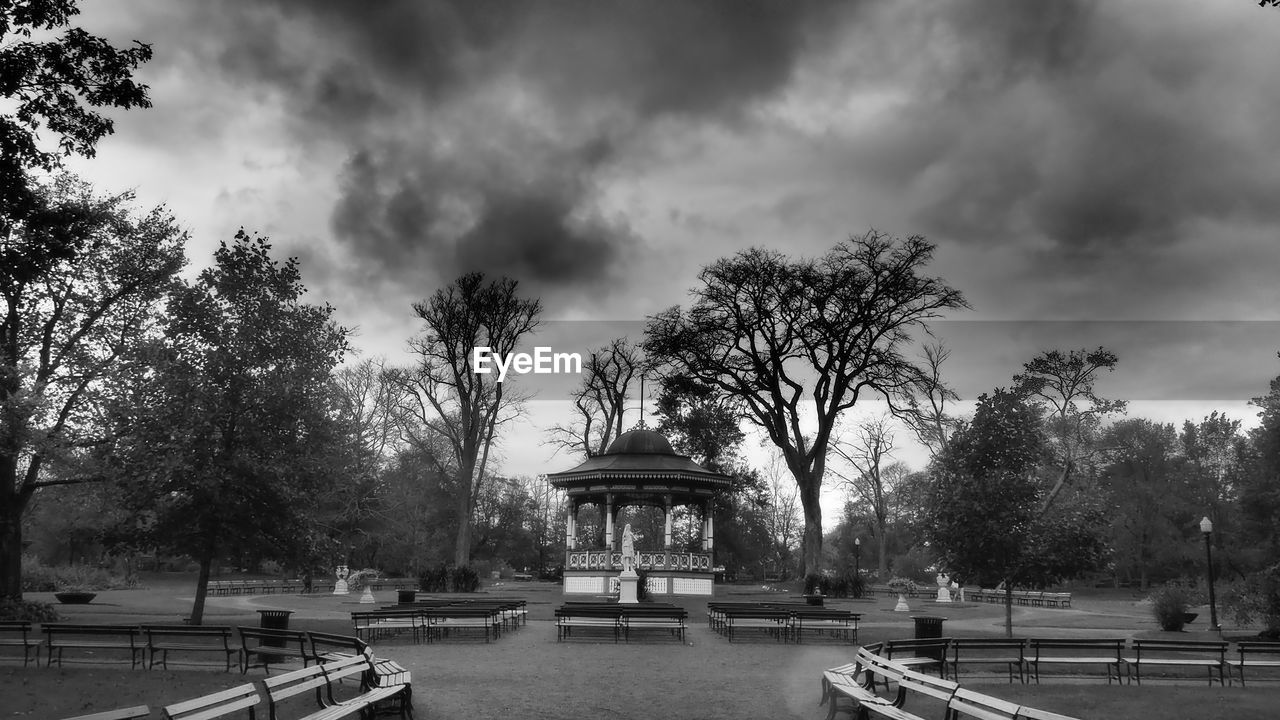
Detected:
[911,615,946,639]
[397,589,417,604]
[257,610,294,647]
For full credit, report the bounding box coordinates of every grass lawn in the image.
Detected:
[4,578,1276,719]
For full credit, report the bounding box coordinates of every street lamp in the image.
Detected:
[1200,516,1219,631]
[854,537,862,599]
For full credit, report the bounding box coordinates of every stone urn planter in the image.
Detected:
[894,594,911,612]
[54,591,97,604]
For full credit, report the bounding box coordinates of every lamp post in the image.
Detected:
[854,537,862,597]
[1200,516,1219,631]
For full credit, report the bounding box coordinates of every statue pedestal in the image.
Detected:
[333,580,349,596]
[359,586,375,604]
[618,570,639,604]
[936,587,952,603]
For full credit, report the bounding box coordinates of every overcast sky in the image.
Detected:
[64,1,1280,495]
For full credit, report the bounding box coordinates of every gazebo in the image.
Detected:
[548,426,734,597]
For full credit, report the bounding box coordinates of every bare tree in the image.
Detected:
[762,449,802,578]
[389,273,541,567]
[546,337,644,458]
[1013,347,1126,515]
[898,342,961,459]
[831,415,900,577]
[645,232,966,573]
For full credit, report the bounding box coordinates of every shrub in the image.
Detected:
[449,565,481,593]
[886,577,918,596]
[636,568,651,601]
[826,570,866,599]
[418,564,449,593]
[1221,563,1280,638]
[0,598,60,623]
[1148,579,1202,631]
[803,573,832,596]
[22,556,128,592]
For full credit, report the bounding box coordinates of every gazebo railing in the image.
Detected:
[566,550,713,572]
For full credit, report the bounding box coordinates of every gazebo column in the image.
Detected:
[566,500,578,550]
[604,494,615,551]
[663,495,673,550]
[702,501,715,552]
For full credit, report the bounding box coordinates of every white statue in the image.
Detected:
[936,572,952,603]
[621,524,636,572]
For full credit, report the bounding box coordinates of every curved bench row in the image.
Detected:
[56,633,411,720]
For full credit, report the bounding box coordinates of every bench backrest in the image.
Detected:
[1236,641,1280,657]
[1132,639,1226,655]
[143,625,233,639]
[262,660,332,716]
[948,687,1020,720]
[162,683,259,720]
[61,706,151,720]
[306,631,367,661]
[886,637,951,658]
[1030,638,1123,656]
[898,668,959,703]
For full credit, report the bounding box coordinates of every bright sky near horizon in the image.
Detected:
[55,1,1280,523]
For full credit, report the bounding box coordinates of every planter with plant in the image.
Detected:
[887,577,917,612]
[345,569,381,604]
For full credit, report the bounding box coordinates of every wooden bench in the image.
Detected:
[1123,638,1227,685]
[947,687,1022,720]
[949,638,1027,683]
[555,605,622,642]
[1226,641,1280,686]
[1027,638,1125,684]
[719,606,792,643]
[262,650,412,720]
[143,624,238,671]
[237,626,310,674]
[883,638,951,680]
[423,605,502,642]
[619,605,687,642]
[306,631,369,665]
[351,609,425,643]
[161,683,259,720]
[0,620,40,666]
[821,646,898,720]
[43,624,143,668]
[860,667,959,720]
[790,607,859,644]
[60,706,151,720]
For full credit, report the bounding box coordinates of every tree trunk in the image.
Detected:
[877,533,889,579]
[1004,583,1014,637]
[0,505,22,601]
[189,553,213,625]
[798,479,823,576]
[454,489,473,568]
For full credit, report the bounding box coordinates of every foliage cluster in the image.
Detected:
[0,598,60,623]
[805,570,866,598]
[344,568,380,591]
[1147,579,1204,631]
[20,555,128,592]
[418,564,450,593]
[449,565,481,593]
[1221,563,1280,638]
[886,577,918,595]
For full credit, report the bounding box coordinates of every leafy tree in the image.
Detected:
[925,388,1107,635]
[1242,358,1280,561]
[390,272,541,567]
[109,231,350,623]
[1100,418,1189,589]
[0,175,184,600]
[645,231,966,574]
[1,0,152,218]
[546,337,644,459]
[1013,347,1126,514]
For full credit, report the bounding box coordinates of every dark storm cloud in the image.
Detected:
[171,0,851,303]
[928,5,1277,241]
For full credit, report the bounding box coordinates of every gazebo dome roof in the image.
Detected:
[547,426,733,500]
[604,428,676,456]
